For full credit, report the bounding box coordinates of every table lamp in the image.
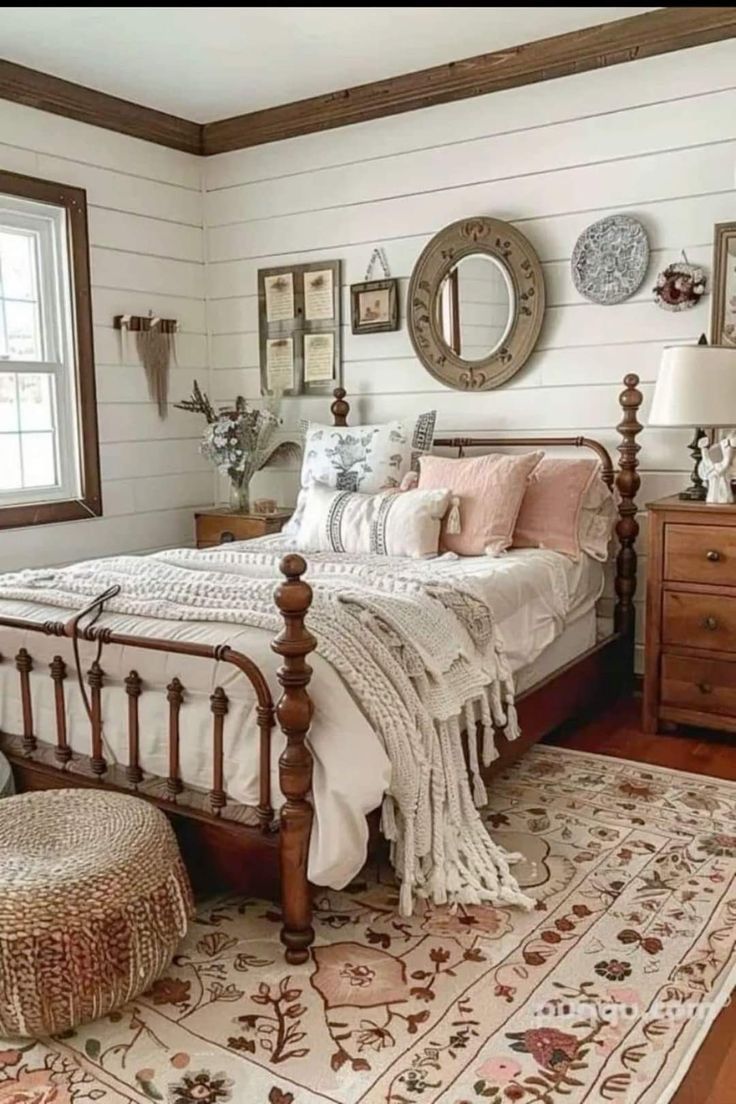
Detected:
[648,337,736,500]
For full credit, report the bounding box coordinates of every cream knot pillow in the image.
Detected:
[296,484,452,558]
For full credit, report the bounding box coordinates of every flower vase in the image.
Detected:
[229,480,250,514]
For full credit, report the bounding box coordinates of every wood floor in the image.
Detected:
[546,696,736,1104]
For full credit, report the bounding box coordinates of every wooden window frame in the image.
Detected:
[0,169,102,530]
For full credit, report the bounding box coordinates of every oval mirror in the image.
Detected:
[437,253,515,361]
[408,217,545,390]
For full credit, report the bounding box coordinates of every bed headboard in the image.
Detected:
[329,376,643,643]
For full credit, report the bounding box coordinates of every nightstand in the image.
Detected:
[194,507,292,549]
[644,495,736,734]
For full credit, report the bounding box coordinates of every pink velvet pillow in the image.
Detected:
[418,451,542,556]
[513,457,601,559]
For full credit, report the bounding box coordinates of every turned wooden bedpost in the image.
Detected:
[331,387,350,427]
[272,553,317,964]
[614,373,643,642]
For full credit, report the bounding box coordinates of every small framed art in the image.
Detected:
[711,222,736,347]
[350,278,399,335]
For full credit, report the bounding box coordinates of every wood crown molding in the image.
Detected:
[1,7,735,158]
[0,58,202,155]
[202,7,736,154]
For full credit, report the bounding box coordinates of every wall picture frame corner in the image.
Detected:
[710,222,736,348]
[350,277,399,335]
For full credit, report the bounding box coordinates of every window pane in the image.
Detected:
[0,434,21,490]
[3,299,41,360]
[0,373,18,432]
[18,373,53,431]
[21,431,57,488]
[0,231,37,300]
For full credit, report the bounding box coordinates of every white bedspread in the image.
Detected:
[0,538,602,889]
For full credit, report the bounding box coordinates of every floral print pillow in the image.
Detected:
[284,412,436,537]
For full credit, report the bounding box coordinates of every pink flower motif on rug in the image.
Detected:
[422,905,511,940]
[311,943,407,1008]
[0,1065,72,1104]
[507,1027,581,1071]
[699,833,736,856]
[475,1055,522,1083]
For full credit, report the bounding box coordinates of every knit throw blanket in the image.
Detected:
[0,545,534,915]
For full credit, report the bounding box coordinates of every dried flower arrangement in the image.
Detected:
[653,260,706,311]
[175,381,301,512]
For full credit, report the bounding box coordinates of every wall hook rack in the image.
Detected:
[113,313,178,333]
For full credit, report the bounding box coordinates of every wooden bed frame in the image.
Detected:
[0,374,643,964]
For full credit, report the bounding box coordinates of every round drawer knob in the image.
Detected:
[220,530,236,543]
[703,616,718,631]
[697,681,713,694]
[706,549,721,562]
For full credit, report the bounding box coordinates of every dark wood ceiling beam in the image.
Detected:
[1,8,735,157]
[201,7,736,155]
[0,58,202,155]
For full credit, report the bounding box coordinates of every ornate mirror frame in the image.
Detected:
[407,217,546,390]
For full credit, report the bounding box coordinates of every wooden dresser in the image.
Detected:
[194,507,292,549]
[644,495,736,734]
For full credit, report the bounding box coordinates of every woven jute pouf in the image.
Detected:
[0,788,194,1037]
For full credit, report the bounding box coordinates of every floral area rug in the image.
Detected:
[2,745,736,1104]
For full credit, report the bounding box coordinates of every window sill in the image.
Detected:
[0,495,103,531]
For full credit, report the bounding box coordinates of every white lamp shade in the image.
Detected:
[649,344,736,427]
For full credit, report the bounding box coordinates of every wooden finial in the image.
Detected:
[614,373,643,639]
[330,387,349,427]
[272,553,317,964]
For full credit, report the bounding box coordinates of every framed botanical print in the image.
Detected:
[350,278,399,334]
[711,223,736,347]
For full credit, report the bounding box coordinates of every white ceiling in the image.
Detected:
[1,7,655,122]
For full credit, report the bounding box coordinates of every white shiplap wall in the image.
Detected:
[203,39,736,670]
[0,100,210,570]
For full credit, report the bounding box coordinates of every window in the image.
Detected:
[0,171,101,529]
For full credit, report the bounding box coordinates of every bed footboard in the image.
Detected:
[0,555,317,964]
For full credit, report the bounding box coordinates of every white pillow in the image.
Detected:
[284,411,436,537]
[579,478,617,561]
[295,484,451,558]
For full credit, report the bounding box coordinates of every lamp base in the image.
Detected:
[679,426,707,501]
[678,484,708,502]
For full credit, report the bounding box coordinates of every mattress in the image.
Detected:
[514,606,597,696]
[0,539,604,888]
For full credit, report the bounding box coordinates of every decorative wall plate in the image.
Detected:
[571,215,650,305]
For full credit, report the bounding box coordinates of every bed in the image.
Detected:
[0,374,643,963]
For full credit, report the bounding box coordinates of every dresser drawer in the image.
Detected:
[664,524,736,586]
[662,653,736,715]
[663,590,736,652]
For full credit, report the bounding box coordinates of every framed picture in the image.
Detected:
[711,223,736,347]
[350,278,399,334]
[258,260,341,394]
